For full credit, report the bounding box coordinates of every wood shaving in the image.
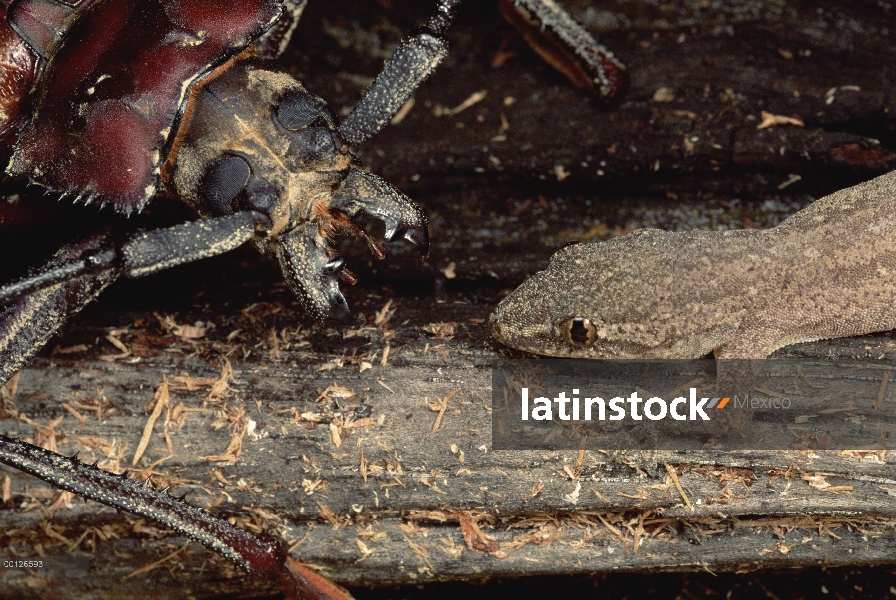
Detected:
[132,378,169,466]
[198,407,248,463]
[428,390,458,433]
[756,111,804,129]
[664,463,693,509]
[458,511,501,555]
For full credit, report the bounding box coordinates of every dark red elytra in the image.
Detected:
[0,4,37,144]
[4,0,281,213]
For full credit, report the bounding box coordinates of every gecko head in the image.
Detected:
[489,242,615,357]
[489,237,680,358]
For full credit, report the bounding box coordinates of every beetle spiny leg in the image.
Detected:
[119,212,271,279]
[498,0,626,99]
[0,435,288,577]
[276,222,354,324]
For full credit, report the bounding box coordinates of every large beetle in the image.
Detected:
[0,0,623,596]
[0,0,461,386]
[0,0,625,387]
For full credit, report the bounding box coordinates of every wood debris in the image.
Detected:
[664,463,693,509]
[422,322,456,339]
[132,378,170,466]
[802,473,853,494]
[198,407,249,464]
[428,389,458,433]
[207,357,234,401]
[1,373,19,403]
[435,90,486,116]
[100,331,131,361]
[458,511,503,556]
[756,110,804,129]
[125,541,190,579]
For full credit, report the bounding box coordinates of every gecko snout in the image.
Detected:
[488,271,562,354]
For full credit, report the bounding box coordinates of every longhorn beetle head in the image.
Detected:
[166,1,459,322]
[167,60,430,323]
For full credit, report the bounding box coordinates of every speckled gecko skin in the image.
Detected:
[490,170,896,359]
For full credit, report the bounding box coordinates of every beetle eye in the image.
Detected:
[275,91,336,131]
[199,154,251,216]
[563,317,599,348]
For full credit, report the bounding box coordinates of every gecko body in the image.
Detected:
[490,171,896,359]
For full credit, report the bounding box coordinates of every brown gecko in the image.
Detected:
[489,170,896,359]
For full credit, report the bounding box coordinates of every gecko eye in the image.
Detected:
[563,317,598,348]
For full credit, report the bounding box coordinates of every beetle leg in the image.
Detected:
[337,0,462,145]
[0,434,288,576]
[498,0,626,100]
[0,211,274,385]
[0,435,356,599]
[0,233,118,387]
[119,211,272,278]
[0,211,272,308]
